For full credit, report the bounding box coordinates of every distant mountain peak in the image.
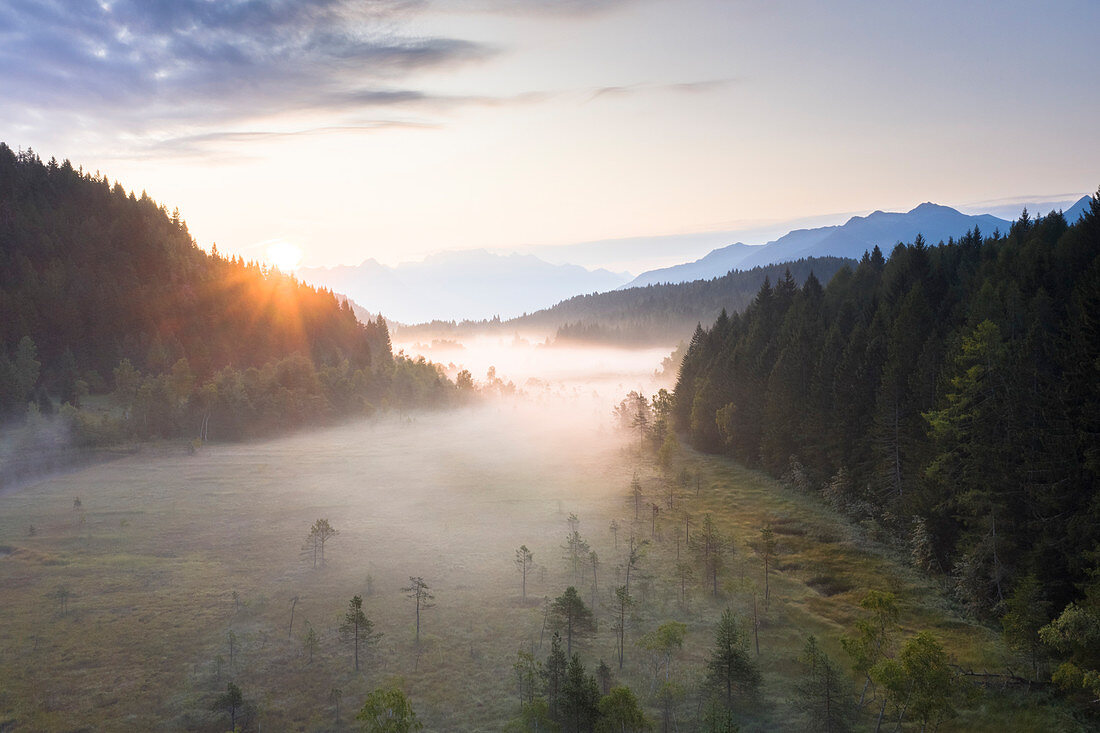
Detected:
[624,201,1012,288]
[910,201,952,213]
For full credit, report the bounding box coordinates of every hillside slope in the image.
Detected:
[0,144,453,448]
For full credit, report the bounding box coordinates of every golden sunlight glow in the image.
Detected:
[265,240,303,272]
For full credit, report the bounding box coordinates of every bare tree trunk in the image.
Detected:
[288,595,298,638]
[764,556,770,607]
[753,592,760,656]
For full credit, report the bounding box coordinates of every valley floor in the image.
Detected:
[0,398,1084,731]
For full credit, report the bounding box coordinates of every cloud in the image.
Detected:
[0,0,493,141]
[141,121,440,159]
[586,78,736,102]
[432,0,639,16]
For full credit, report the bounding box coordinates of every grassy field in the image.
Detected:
[0,399,1084,731]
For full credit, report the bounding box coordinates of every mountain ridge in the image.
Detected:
[626,202,1014,288]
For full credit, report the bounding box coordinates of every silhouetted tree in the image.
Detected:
[403,577,434,644]
[305,518,338,568]
[613,585,633,671]
[549,586,596,657]
[302,621,319,664]
[341,595,381,672]
[516,545,534,601]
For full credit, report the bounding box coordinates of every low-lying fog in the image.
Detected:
[0,337,679,729]
[394,333,674,399]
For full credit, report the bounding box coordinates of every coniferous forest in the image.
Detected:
[0,145,454,453]
[673,194,1100,695]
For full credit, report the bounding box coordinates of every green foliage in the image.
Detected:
[841,590,899,685]
[507,697,557,732]
[355,686,423,732]
[870,631,960,731]
[1000,575,1050,680]
[704,608,761,712]
[596,686,650,732]
[795,636,856,733]
[560,654,600,733]
[513,649,540,707]
[549,586,596,657]
[1040,601,1100,700]
[638,621,687,689]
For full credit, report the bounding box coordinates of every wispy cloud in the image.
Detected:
[0,0,493,144]
[139,121,441,160]
[586,78,736,102]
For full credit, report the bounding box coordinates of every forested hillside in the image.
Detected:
[0,145,453,446]
[397,257,854,345]
[673,194,1100,699]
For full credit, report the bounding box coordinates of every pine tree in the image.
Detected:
[341,595,381,673]
[704,609,760,712]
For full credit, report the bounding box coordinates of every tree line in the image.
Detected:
[672,192,1100,705]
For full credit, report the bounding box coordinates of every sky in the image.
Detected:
[1,0,1097,272]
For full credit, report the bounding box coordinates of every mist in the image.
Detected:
[394,332,674,399]
[0,337,678,728]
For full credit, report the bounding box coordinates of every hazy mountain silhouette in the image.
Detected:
[298,249,631,323]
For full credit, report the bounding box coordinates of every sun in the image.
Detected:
[265,240,303,272]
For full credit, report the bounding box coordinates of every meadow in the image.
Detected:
[0,359,1081,731]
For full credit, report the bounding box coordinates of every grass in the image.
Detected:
[0,403,1087,731]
